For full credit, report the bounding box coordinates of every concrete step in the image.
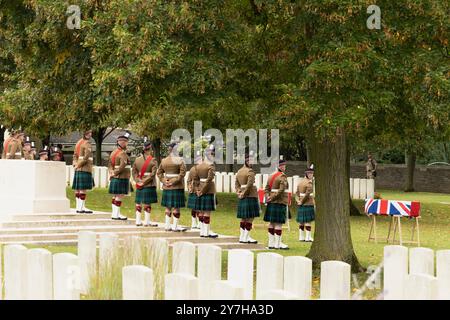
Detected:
[11,212,111,221]
[0,218,134,228]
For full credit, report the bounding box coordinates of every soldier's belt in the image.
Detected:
[300,193,314,197]
[200,178,209,182]
[15,152,22,156]
[240,184,255,188]
[115,165,131,169]
[143,173,151,176]
[271,189,289,193]
[79,156,93,161]
[165,174,179,178]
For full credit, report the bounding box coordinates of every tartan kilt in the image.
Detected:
[72,171,93,190]
[135,187,158,205]
[194,194,216,211]
[187,193,198,209]
[237,197,260,219]
[296,205,315,223]
[263,203,287,224]
[109,178,130,195]
[161,189,186,208]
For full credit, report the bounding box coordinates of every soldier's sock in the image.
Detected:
[203,216,210,224]
[305,226,311,231]
[144,206,151,213]
[115,201,122,207]
[240,221,246,229]
[173,211,180,219]
[245,222,252,231]
[112,198,116,205]
[165,209,171,217]
[75,192,80,198]
[274,229,282,236]
[135,204,142,212]
[79,193,86,201]
[191,210,196,218]
[268,227,275,235]
[198,215,204,223]
[299,225,305,230]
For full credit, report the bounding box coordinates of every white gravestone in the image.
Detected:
[4,244,28,300]
[53,253,81,300]
[93,166,101,189]
[197,245,222,299]
[409,247,434,276]
[284,256,312,299]
[172,241,196,275]
[320,261,351,300]
[0,160,70,220]
[215,172,223,192]
[349,178,354,198]
[403,274,438,300]
[223,174,230,193]
[165,273,199,300]
[383,245,408,300]
[230,174,236,193]
[436,250,450,299]
[228,249,254,300]
[122,265,154,300]
[259,289,299,300]
[210,280,245,300]
[256,252,284,299]
[366,179,375,198]
[359,179,367,199]
[27,248,53,300]
[99,167,108,188]
[78,231,97,294]
[352,178,361,200]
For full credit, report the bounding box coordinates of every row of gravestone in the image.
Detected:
[65,166,374,200]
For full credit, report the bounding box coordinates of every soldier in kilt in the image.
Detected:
[187,152,202,230]
[50,146,63,161]
[2,129,14,159]
[5,130,24,159]
[235,152,259,244]
[296,165,315,242]
[157,142,187,231]
[22,137,35,160]
[72,130,94,214]
[192,145,218,238]
[263,157,289,250]
[132,139,159,227]
[108,132,132,220]
[39,146,49,161]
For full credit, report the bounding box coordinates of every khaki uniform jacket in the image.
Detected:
[191,162,215,195]
[157,156,186,190]
[6,139,23,159]
[295,178,314,206]
[73,139,94,173]
[108,147,131,179]
[235,165,258,198]
[264,170,289,205]
[2,137,12,159]
[187,166,197,194]
[23,150,35,160]
[366,159,377,179]
[132,154,158,188]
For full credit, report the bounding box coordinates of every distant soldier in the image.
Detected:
[157,141,187,232]
[50,146,63,161]
[192,145,218,238]
[5,130,24,159]
[187,152,201,230]
[72,130,94,214]
[39,146,49,161]
[366,153,377,179]
[235,152,259,244]
[263,156,289,250]
[22,137,35,160]
[2,129,15,159]
[108,132,131,221]
[295,164,315,242]
[30,142,37,160]
[131,138,159,227]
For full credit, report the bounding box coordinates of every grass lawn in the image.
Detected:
[25,187,450,299]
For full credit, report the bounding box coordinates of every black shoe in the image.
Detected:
[76,210,84,214]
[83,210,93,214]
[118,217,128,221]
[207,234,219,238]
[136,223,143,227]
[144,223,158,227]
[247,240,258,244]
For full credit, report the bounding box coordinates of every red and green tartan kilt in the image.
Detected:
[72,171,94,190]
[297,205,315,223]
[135,187,158,205]
[263,203,287,224]
[194,194,216,211]
[109,178,130,195]
[187,193,198,209]
[161,189,186,208]
[237,197,260,219]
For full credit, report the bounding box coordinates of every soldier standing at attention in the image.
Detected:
[187,152,201,230]
[192,145,218,238]
[50,146,63,161]
[30,142,37,160]
[235,152,259,244]
[6,130,24,159]
[263,156,289,250]
[22,137,34,160]
[296,165,315,242]
[72,130,94,214]
[157,142,187,231]
[2,129,14,159]
[366,153,377,179]
[39,146,49,161]
[132,138,159,227]
[108,132,131,221]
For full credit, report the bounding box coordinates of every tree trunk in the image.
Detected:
[404,151,416,192]
[307,129,363,273]
[0,126,5,154]
[93,128,106,166]
[153,137,162,164]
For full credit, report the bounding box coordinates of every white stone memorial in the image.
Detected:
[53,253,81,300]
[383,245,408,300]
[78,231,97,294]
[215,172,223,192]
[409,247,434,276]
[4,244,28,300]
[27,248,53,300]
[255,173,262,189]
[436,250,450,299]
[259,289,299,300]
[99,232,120,272]
[228,249,254,300]
[0,160,70,220]
[99,167,108,188]
[403,274,438,300]
[172,241,196,275]
[122,265,154,300]
[283,256,312,299]
[210,280,245,300]
[197,245,222,299]
[359,179,367,199]
[320,261,351,300]
[256,252,284,299]
[165,273,199,300]
[366,179,375,198]
[352,178,361,200]
[223,174,230,193]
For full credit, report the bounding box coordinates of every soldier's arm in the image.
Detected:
[131,161,140,182]
[113,155,126,175]
[172,160,186,184]
[6,143,16,159]
[156,163,166,183]
[148,159,158,183]
[271,176,287,202]
[187,171,193,192]
[294,183,301,204]
[235,176,241,195]
[242,170,255,197]
[264,180,271,198]
[200,165,215,194]
[77,145,88,167]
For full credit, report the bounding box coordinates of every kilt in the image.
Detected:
[72,171,93,190]
[194,194,216,211]
[297,205,315,223]
[263,203,287,224]
[109,178,130,195]
[135,187,158,205]
[237,197,260,219]
[161,189,185,208]
[187,193,198,209]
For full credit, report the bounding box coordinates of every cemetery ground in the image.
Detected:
[15,187,448,300]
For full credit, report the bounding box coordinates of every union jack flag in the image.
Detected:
[364,199,421,217]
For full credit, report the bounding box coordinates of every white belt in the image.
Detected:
[200,178,208,182]
[271,189,289,193]
[115,165,131,169]
[143,172,151,176]
[15,152,22,156]
[240,184,255,188]
[79,156,93,161]
[6,153,10,156]
[300,193,314,197]
[165,174,179,178]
